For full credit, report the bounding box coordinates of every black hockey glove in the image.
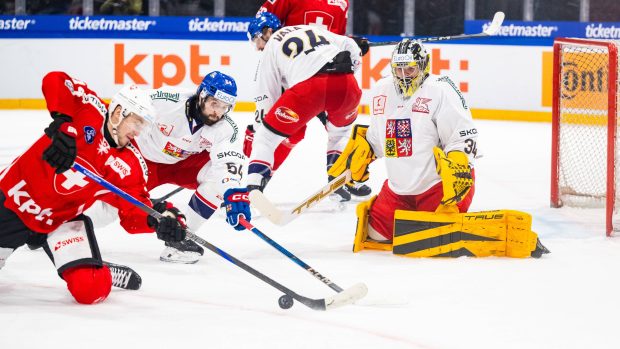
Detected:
[350,35,370,56]
[147,201,187,243]
[42,112,78,174]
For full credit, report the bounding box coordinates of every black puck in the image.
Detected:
[278,294,294,309]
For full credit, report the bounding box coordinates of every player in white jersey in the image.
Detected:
[329,39,478,243]
[91,71,251,264]
[245,12,365,200]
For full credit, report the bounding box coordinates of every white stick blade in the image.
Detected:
[249,190,285,225]
[483,11,505,36]
[324,282,368,310]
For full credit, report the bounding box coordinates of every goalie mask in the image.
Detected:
[391,39,430,99]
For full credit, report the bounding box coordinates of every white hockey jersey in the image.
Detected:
[253,25,362,117]
[135,88,244,195]
[366,74,479,195]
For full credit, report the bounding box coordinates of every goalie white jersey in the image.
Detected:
[366,74,479,195]
[253,24,362,116]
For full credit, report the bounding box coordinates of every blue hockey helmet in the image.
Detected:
[247,11,282,41]
[197,71,237,107]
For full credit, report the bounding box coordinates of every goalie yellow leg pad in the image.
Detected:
[392,209,540,258]
[353,196,392,252]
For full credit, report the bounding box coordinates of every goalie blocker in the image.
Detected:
[353,199,550,258]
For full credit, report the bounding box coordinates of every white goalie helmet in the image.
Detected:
[108,85,155,124]
[391,39,430,99]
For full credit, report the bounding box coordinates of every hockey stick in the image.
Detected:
[152,187,184,204]
[238,218,344,293]
[249,169,352,225]
[369,11,505,47]
[72,163,367,310]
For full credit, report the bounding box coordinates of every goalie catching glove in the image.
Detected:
[327,124,375,183]
[433,147,473,212]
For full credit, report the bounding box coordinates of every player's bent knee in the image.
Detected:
[63,265,112,304]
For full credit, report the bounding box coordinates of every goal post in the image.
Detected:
[551,37,619,236]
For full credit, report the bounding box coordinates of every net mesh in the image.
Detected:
[556,40,619,214]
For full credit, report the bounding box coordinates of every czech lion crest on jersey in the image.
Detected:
[385,119,412,157]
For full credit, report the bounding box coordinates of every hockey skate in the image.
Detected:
[346,182,372,199]
[330,186,351,202]
[104,262,142,290]
[160,238,204,264]
[530,238,551,258]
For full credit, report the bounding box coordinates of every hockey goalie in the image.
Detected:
[328,39,550,258]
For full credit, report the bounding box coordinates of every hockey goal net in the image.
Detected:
[551,38,620,236]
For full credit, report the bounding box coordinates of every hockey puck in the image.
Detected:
[278,295,294,309]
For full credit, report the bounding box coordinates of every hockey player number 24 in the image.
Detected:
[282,30,330,58]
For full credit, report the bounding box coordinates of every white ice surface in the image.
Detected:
[1,110,619,349]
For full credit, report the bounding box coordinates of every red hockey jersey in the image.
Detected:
[0,72,153,234]
[258,0,349,35]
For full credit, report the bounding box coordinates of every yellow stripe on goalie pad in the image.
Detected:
[393,210,538,258]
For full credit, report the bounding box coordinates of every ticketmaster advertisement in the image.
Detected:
[1,15,618,121]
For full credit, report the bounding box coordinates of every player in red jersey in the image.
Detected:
[245,0,371,201]
[258,0,349,35]
[0,72,187,304]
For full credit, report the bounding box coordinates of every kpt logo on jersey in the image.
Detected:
[7,180,54,225]
[274,106,299,124]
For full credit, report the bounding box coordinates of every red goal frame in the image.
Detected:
[551,37,618,236]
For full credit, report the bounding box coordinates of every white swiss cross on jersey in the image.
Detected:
[305,11,334,31]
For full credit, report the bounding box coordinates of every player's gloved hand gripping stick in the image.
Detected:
[72,163,367,311]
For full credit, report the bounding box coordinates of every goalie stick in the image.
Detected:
[72,163,367,311]
[369,11,505,47]
[249,169,352,226]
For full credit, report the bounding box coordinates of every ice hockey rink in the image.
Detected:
[1,110,619,349]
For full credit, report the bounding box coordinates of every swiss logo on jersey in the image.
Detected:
[158,123,174,136]
[305,11,334,31]
[105,155,131,179]
[373,95,387,115]
[274,106,299,124]
[412,97,432,114]
[54,236,85,251]
[385,119,412,158]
